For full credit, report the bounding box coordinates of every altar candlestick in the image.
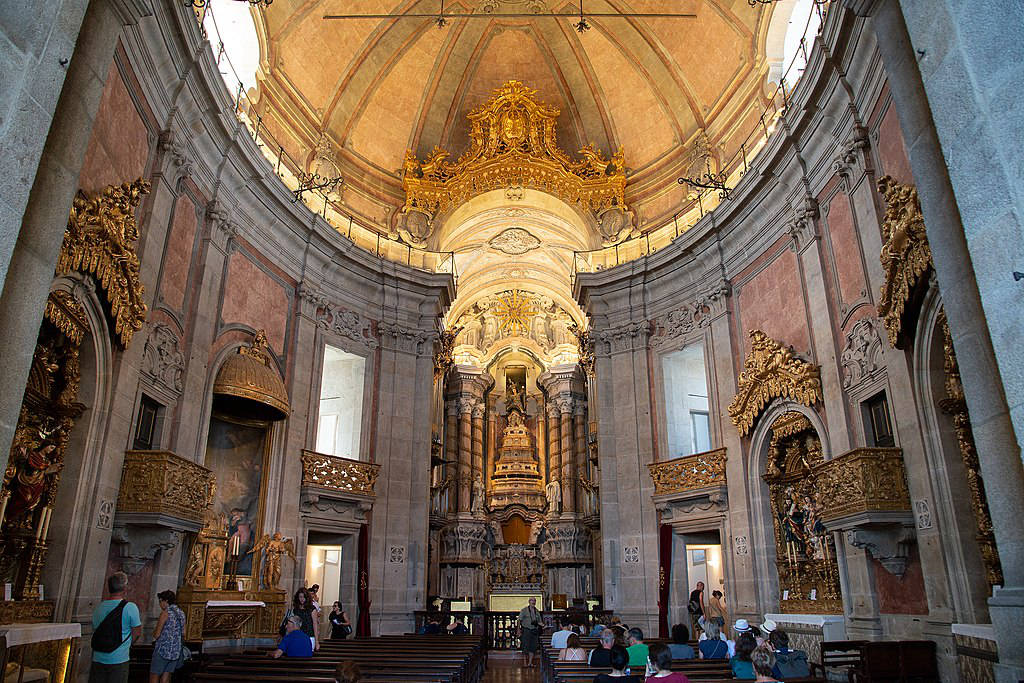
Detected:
[35,512,45,539]
[0,493,9,525]
[231,535,240,558]
[41,508,52,540]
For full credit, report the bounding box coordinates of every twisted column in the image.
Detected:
[559,397,575,513]
[458,398,474,512]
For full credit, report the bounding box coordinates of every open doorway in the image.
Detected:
[671,531,724,633]
[305,544,343,609]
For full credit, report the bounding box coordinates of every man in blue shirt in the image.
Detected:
[90,572,142,682]
[273,615,314,658]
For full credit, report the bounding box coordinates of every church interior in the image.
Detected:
[1,0,1022,680]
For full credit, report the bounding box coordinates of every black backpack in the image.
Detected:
[92,600,129,653]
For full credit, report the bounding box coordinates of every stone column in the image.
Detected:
[547,403,561,512]
[559,397,575,514]
[486,403,497,486]
[458,399,474,513]
[573,402,588,515]
[445,401,458,514]
[845,2,1024,678]
[471,401,485,500]
[0,0,153,473]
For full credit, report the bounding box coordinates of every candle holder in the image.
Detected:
[225,552,240,591]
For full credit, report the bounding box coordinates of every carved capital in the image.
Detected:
[592,320,652,356]
[833,125,870,180]
[158,128,193,182]
[840,317,884,390]
[378,321,431,355]
[142,323,185,395]
[206,200,239,240]
[787,196,820,251]
[306,292,377,351]
[846,525,915,577]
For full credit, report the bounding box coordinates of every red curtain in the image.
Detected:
[356,523,371,637]
[658,523,672,639]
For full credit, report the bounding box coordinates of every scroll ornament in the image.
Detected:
[876,176,932,348]
[58,179,150,347]
[728,330,822,436]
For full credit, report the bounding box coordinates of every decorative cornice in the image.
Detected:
[650,279,731,347]
[158,128,193,182]
[205,199,239,239]
[787,196,820,251]
[728,330,823,436]
[142,322,186,394]
[377,321,432,355]
[840,317,884,390]
[302,285,377,351]
[833,125,870,180]
[592,320,652,356]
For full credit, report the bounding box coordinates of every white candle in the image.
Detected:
[0,493,9,524]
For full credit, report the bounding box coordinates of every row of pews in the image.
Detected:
[540,636,826,683]
[192,634,486,683]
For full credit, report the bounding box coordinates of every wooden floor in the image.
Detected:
[483,654,541,683]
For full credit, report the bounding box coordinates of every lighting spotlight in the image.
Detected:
[574,17,591,33]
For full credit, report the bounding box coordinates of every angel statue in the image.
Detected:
[248,532,295,589]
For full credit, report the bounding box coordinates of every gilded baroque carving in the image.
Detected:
[301,449,380,496]
[648,448,727,495]
[433,325,461,379]
[403,81,628,233]
[248,532,295,589]
[840,317,883,390]
[489,227,541,255]
[453,290,576,358]
[44,290,89,346]
[877,176,932,348]
[937,311,1003,588]
[58,179,151,347]
[117,451,214,525]
[764,416,841,614]
[568,322,594,377]
[728,331,822,436]
[813,448,911,522]
[143,323,186,393]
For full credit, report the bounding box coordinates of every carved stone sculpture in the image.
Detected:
[248,532,295,590]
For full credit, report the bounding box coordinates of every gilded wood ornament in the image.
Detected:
[648,448,727,495]
[58,179,151,347]
[813,448,911,523]
[434,325,462,379]
[403,81,627,214]
[876,176,932,349]
[937,311,1003,588]
[301,449,380,496]
[212,330,290,419]
[117,450,215,526]
[728,331,822,436]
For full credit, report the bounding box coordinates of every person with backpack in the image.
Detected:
[90,572,142,682]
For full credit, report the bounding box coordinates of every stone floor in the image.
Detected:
[483,654,541,683]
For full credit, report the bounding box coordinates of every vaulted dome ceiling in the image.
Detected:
[253,0,780,234]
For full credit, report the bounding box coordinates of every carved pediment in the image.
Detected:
[728,331,822,436]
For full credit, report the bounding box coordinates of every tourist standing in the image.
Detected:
[706,590,728,631]
[518,597,542,667]
[687,581,706,634]
[149,590,185,682]
[90,572,142,683]
[285,587,319,651]
[329,602,352,639]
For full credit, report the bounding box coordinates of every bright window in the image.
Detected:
[663,344,711,458]
[316,345,365,459]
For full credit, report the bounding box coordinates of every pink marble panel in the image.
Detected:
[221,251,289,353]
[159,194,199,313]
[737,248,811,356]
[79,62,150,193]
[875,545,929,614]
[876,103,914,185]
[825,193,868,307]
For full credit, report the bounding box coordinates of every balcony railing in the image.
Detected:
[300,449,380,497]
[814,447,910,523]
[117,450,213,525]
[648,447,727,496]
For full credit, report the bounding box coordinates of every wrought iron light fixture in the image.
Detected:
[574,0,591,33]
[678,159,732,200]
[436,0,448,28]
[292,172,344,204]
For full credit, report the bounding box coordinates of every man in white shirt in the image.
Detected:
[550,618,574,649]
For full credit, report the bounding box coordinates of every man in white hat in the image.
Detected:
[759,618,777,647]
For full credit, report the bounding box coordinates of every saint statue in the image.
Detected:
[248,532,295,589]
[184,542,205,587]
[3,440,61,525]
[472,477,486,515]
[545,479,561,514]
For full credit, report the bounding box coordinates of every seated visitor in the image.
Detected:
[419,614,442,634]
[729,631,758,680]
[272,615,313,658]
[591,622,607,637]
[645,643,691,683]
[560,633,588,661]
[552,618,575,649]
[697,621,730,659]
[668,623,695,660]
[769,628,810,679]
[758,619,776,647]
[446,616,469,635]
[336,661,360,683]
[751,644,782,683]
[589,628,617,667]
[625,627,649,668]
[593,645,641,683]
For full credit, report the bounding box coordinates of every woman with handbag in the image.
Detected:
[150,590,186,682]
[330,603,352,639]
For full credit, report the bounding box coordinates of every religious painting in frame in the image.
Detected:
[205,413,272,576]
